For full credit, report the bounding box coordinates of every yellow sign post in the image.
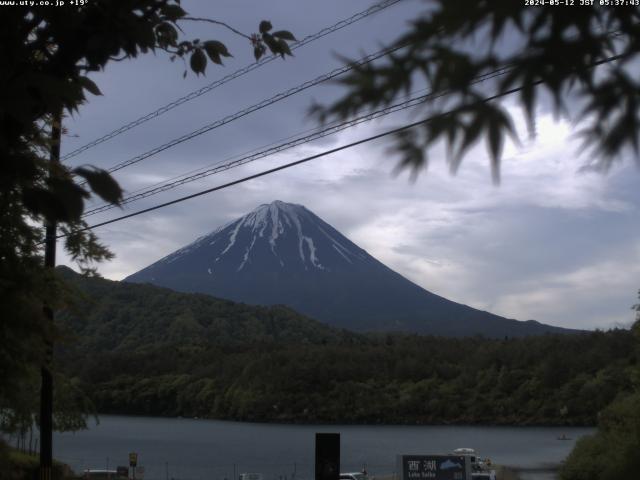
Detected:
[129,453,138,480]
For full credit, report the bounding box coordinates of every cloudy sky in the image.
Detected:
[59,0,639,331]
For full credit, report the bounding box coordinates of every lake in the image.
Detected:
[53,415,593,480]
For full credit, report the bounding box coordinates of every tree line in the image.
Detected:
[58,328,637,426]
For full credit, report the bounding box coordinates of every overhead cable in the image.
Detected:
[56,52,624,238]
[97,43,406,175]
[61,80,554,235]
[60,0,405,162]
[83,66,514,217]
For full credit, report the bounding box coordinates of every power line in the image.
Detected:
[82,66,514,217]
[70,121,430,235]
[81,94,428,217]
[60,0,405,162]
[115,121,341,196]
[97,43,406,176]
[60,81,546,237]
[60,52,623,239]
[83,24,628,192]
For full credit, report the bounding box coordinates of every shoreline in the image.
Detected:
[91,411,596,428]
[52,418,580,480]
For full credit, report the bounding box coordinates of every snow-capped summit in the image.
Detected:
[125,201,571,337]
[155,200,368,275]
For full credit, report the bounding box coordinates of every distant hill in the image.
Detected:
[56,266,358,352]
[125,200,576,337]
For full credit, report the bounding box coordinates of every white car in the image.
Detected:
[83,470,128,480]
[340,472,370,480]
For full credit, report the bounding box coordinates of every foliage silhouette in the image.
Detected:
[314,2,640,181]
[0,0,294,441]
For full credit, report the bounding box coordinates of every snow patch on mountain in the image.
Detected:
[332,244,353,264]
[219,218,244,258]
[161,235,206,264]
[238,235,257,272]
[156,201,365,273]
[303,236,324,270]
[209,200,336,270]
[317,225,364,261]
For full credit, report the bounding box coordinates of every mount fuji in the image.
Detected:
[125,201,571,337]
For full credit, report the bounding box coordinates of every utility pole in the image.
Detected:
[40,109,62,480]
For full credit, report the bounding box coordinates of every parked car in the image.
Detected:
[239,473,263,480]
[83,470,128,480]
[340,472,369,480]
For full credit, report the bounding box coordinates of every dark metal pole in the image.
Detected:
[40,109,62,480]
[315,433,340,480]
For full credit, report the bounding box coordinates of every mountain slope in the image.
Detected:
[57,266,356,352]
[125,201,573,337]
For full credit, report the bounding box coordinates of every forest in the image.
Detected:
[4,269,639,480]
[51,268,639,426]
[48,275,638,427]
[59,331,637,425]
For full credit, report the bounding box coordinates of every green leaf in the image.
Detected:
[272,30,296,42]
[259,20,272,34]
[389,128,425,180]
[156,22,178,48]
[77,76,102,96]
[254,44,265,61]
[262,32,278,52]
[22,187,60,223]
[163,4,186,21]
[520,83,537,138]
[190,48,207,75]
[203,40,231,65]
[487,122,503,184]
[74,167,123,206]
[49,178,88,222]
[26,176,92,223]
[204,46,222,65]
[454,114,484,171]
[204,40,231,58]
[276,39,292,58]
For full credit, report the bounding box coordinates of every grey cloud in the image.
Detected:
[58,1,639,332]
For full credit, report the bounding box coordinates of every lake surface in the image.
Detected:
[53,416,593,480]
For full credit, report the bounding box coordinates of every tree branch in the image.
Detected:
[179,17,252,41]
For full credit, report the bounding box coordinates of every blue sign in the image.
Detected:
[397,455,470,480]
